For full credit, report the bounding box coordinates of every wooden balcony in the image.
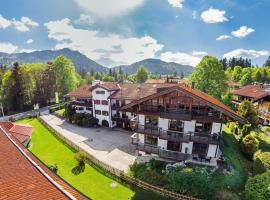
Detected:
[136,125,220,145]
[72,100,92,108]
[137,143,159,154]
[159,149,191,161]
[160,110,192,121]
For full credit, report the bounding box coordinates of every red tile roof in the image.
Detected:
[0,127,88,200]
[0,122,33,143]
[232,84,270,100]
[145,79,166,84]
[92,82,119,91]
[67,85,92,98]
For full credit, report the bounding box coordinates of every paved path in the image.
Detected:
[40,114,137,172]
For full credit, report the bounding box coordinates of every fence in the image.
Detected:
[38,116,200,200]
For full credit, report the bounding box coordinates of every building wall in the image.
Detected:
[158,138,167,149]
[211,122,222,134]
[138,133,144,143]
[138,114,145,126]
[207,144,218,157]
[158,118,169,130]
[184,120,196,133]
[181,142,193,154]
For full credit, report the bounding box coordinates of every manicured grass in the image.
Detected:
[18,118,168,200]
[55,108,65,116]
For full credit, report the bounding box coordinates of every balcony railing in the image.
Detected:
[160,110,192,120]
[136,143,191,161]
[111,104,121,110]
[136,125,220,144]
[72,100,92,107]
[111,114,130,122]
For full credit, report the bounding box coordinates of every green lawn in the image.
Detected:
[18,118,168,200]
[55,108,65,116]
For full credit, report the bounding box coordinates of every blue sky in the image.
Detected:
[0,0,269,67]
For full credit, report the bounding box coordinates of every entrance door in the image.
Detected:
[192,143,208,156]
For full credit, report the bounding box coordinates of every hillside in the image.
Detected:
[113,58,193,75]
[0,48,107,72]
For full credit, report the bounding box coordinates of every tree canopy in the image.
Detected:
[188,55,228,99]
[136,66,148,83]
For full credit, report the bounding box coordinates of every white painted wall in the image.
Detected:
[158,118,168,130]
[158,138,167,150]
[138,114,145,126]
[207,144,218,157]
[184,120,196,133]
[138,133,145,143]
[181,142,193,154]
[211,122,222,135]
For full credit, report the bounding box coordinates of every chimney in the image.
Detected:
[191,82,195,89]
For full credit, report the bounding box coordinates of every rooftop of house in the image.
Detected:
[0,121,33,143]
[92,82,119,91]
[232,84,270,100]
[66,84,92,98]
[0,127,88,200]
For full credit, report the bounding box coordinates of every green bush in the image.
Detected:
[214,190,240,200]
[240,134,259,160]
[74,151,87,165]
[48,164,58,173]
[228,122,237,133]
[241,123,252,137]
[49,104,65,113]
[261,126,270,133]
[253,152,270,174]
[245,171,270,200]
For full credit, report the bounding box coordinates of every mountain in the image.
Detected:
[0,48,107,72]
[113,58,194,76]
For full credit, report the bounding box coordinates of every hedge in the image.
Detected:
[253,152,270,174]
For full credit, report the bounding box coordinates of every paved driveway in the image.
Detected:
[40,114,137,172]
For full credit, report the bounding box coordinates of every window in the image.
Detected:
[102,111,109,116]
[94,100,100,104]
[145,135,158,146]
[102,100,108,105]
[95,110,101,115]
[167,141,181,152]
[96,90,105,94]
[195,122,212,133]
[169,120,184,132]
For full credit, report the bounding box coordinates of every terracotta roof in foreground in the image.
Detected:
[0,127,88,200]
[232,84,270,100]
[67,85,92,98]
[0,122,33,143]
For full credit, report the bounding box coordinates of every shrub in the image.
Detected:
[241,123,252,137]
[253,152,270,174]
[228,122,237,133]
[245,171,270,200]
[48,164,58,173]
[74,151,87,165]
[215,190,240,200]
[261,126,270,133]
[240,134,259,160]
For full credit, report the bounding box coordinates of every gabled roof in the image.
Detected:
[0,127,88,200]
[232,84,270,100]
[145,79,166,84]
[67,85,92,98]
[121,84,245,123]
[0,121,33,143]
[92,82,119,91]
[109,83,177,100]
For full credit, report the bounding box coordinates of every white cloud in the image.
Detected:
[0,15,11,29]
[44,18,163,66]
[26,39,34,44]
[21,16,39,27]
[0,42,18,53]
[74,14,94,25]
[168,0,184,8]
[192,51,207,56]
[200,8,228,24]
[231,26,254,38]
[160,51,205,66]
[216,34,232,41]
[223,49,269,59]
[0,14,39,32]
[19,49,36,53]
[73,0,144,18]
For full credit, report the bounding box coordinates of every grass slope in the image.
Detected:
[19,118,167,200]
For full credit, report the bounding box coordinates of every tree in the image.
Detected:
[52,55,80,96]
[188,56,228,99]
[264,55,270,67]
[245,171,270,200]
[237,100,258,126]
[180,72,184,79]
[232,66,242,82]
[240,71,253,86]
[253,152,270,174]
[136,66,148,83]
[240,134,259,160]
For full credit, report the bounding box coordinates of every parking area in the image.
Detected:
[40,114,137,172]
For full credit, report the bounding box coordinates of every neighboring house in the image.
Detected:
[232,84,270,124]
[66,84,93,114]
[0,121,33,146]
[68,81,244,166]
[228,80,241,90]
[0,126,88,200]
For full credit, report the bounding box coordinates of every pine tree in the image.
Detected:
[11,62,24,111]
